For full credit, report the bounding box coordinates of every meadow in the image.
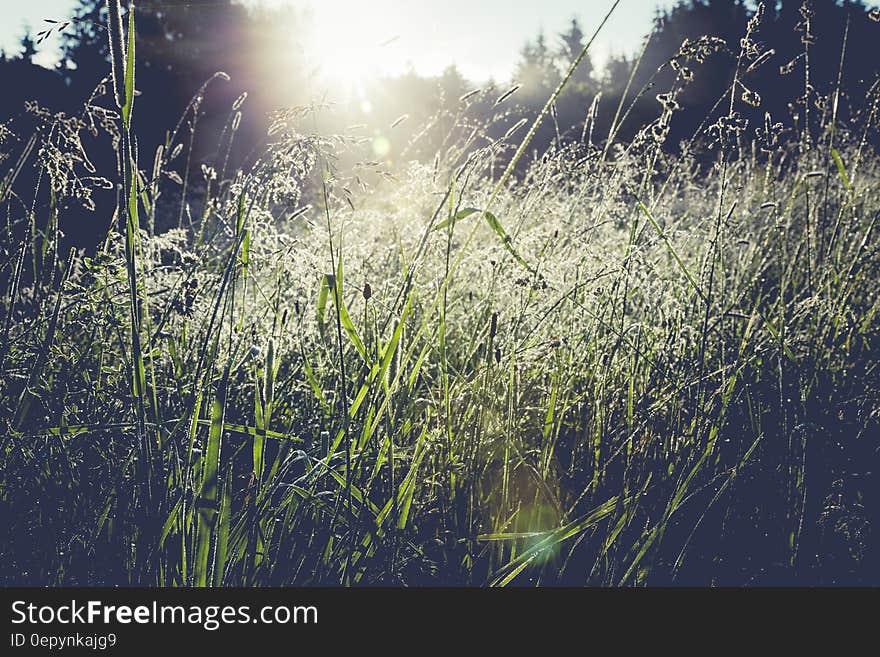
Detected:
[1,1,878,586]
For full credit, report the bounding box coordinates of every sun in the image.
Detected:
[306,1,403,98]
[316,39,383,96]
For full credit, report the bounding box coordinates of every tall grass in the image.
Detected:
[1,0,878,586]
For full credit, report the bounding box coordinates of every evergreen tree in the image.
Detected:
[438,64,468,105]
[59,0,131,101]
[558,18,594,91]
[601,53,633,96]
[514,29,560,98]
[19,32,38,64]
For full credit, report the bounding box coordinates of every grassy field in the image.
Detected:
[1,2,878,586]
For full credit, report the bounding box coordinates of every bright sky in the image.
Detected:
[0,0,674,81]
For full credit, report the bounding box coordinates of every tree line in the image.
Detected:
[1,0,879,244]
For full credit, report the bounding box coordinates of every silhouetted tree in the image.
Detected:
[558,18,594,92]
[601,53,635,96]
[439,65,469,106]
[19,32,38,64]
[515,30,560,99]
[57,2,107,82]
